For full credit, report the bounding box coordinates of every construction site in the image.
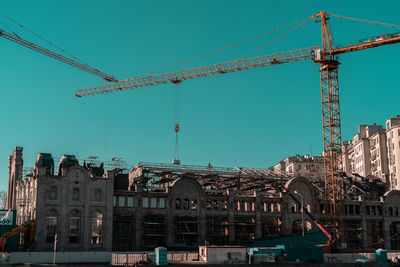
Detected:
[1,5,400,265]
[3,147,400,264]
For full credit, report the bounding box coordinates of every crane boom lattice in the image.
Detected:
[0,28,117,82]
[75,47,317,97]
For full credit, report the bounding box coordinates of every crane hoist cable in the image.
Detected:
[239,17,314,59]
[172,83,181,165]
[328,13,400,29]
[135,15,315,78]
[0,11,89,66]
[0,11,116,82]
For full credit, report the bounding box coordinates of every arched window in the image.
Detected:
[72,188,80,201]
[91,211,103,244]
[49,186,57,200]
[395,207,399,216]
[291,203,297,213]
[389,207,393,216]
[68,210,80,243]
[94,189,102,201]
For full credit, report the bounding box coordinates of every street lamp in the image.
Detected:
[294,190,305,242]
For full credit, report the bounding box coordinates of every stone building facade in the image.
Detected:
[12,149,114,252]
[7,148,400,252]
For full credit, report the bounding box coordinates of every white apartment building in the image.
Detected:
[386,116,400,189]
[369,131,389,182]
[342,117,400,189]
[273,154,324,180]
[342,124,385,179]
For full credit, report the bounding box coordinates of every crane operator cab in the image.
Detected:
[311,49,323,62]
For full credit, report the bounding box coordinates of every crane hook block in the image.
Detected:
[175,123,180,132]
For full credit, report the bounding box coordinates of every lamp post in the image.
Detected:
[294,190,305,242]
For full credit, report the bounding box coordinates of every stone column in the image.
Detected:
[227,190,235,244]
[165,195,175,245]
[281,193,291,234]
[383,219,391,250]
[135,196,143,250]
[199,195,207,243]
[361,202,368,248]
[255,191,262,239]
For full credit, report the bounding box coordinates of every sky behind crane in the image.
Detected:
[0,0,399,190]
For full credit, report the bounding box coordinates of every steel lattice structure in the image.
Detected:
[75,47,317,97]
[319,59,344,244]
[0,28,117,82]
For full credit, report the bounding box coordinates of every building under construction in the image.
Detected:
[5,147,400,252]
[113,161,400,251]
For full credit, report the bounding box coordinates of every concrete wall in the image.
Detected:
[324,253,375,263]
[200,246,246,264]
[325,252,400,263]
[9,251,111,264]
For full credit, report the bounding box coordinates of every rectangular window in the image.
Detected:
[69,217,80,243]
[378,206,382,215]
[46,217,57,243]
[143,197,149,208]
[118,196,125,207]
[159,198,165,208]
[221,200,227,210]
[151,198,157,208]
[113,196,116,207]
[127,197,134,207]
[349,205,354,215]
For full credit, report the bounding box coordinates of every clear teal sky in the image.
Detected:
[0,0,399,190]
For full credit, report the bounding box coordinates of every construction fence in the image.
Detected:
[111,251,199,265]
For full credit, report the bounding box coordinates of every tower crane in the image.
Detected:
[0,16,117,82]
[75,11,400,248]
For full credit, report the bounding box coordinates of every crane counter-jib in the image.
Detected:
[74,46,318,97]
[331,33,400,55]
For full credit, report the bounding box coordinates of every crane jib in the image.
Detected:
[75,46,318,97]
